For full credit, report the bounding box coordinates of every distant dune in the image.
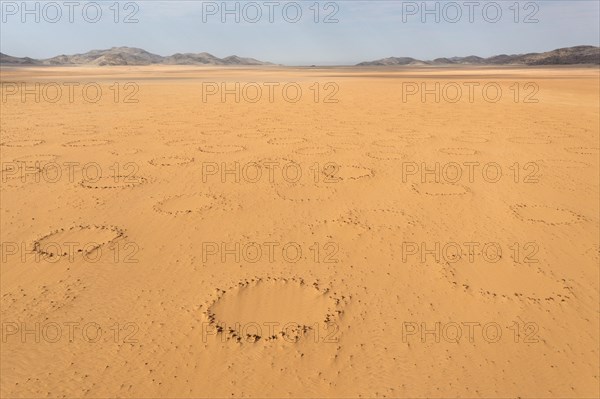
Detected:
[356,46,600,66]
[0,46,273,66]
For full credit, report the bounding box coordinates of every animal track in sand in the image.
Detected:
[149,156,194,166]
[1,139,45,147]
[439,147,479,156]
[198,145,246,154]
[565,147,599,155]
[63,139,111,147]
[204,278,344,344]
[153,193,228,215]
[510,204,588,225]
[507,137,552,144]
[165,139,206,147]
[366,151,404,161]
[294,146,334,156]
[323,164,374,181]
[267,137,307,145]
[32,225,125,259]
[411,182,471,196]
[79,176,148,189]
[452,136,489,143]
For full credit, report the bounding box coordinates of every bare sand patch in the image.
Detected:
[153,193,227,215]
[1,65,598,399]
[510,204,588,225]
[33,225,125,258]
[372,138,408,148]
[442,260,572,303]
[323,164,374,181]
[206,279,338,343]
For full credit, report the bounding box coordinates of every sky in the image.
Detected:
[1,0,599,65]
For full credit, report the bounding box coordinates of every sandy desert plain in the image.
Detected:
[0,65,598,398]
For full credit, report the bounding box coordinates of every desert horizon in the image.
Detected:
[2,44,599,67]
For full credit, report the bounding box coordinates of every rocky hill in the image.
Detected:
[1,47,273,66]
[357,46,600,66]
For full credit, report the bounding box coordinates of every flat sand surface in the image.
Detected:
[1,66,598,398]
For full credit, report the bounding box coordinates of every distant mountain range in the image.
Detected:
[0,47,273,66]
[357,46,600,66]
[1,45,599,67]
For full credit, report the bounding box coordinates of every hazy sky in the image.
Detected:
[1,0,599,65]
